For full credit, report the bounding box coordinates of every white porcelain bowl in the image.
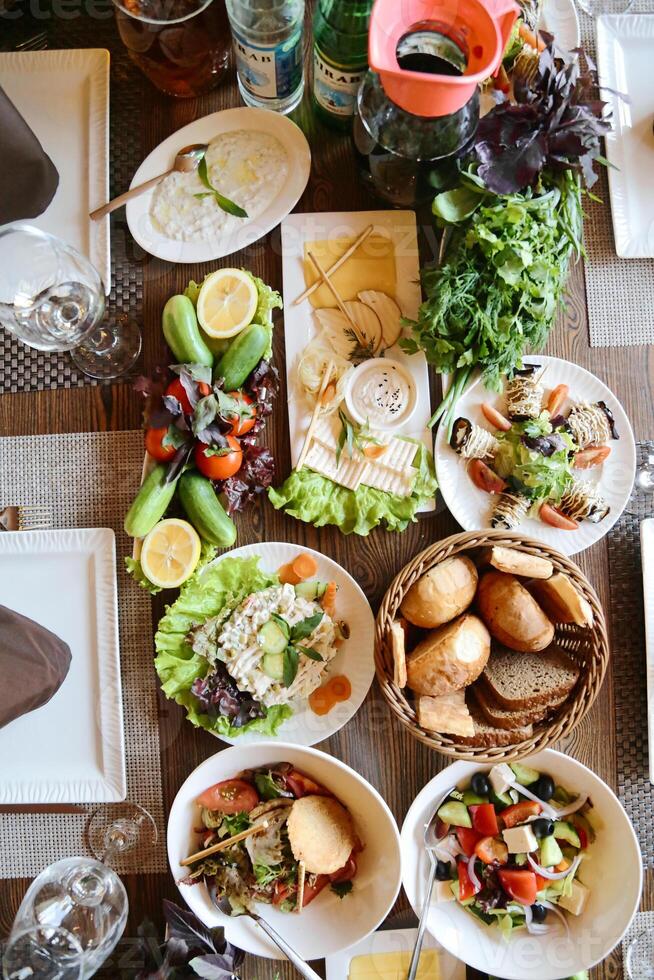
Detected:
[168,742,402,960]
[401,749,642,980]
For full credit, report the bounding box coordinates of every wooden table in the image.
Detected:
[1,17,653,979]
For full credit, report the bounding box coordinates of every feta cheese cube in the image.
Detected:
[558,879,589,916]
[433,878,456,903]
[502,824,539,853]
[489,763,514,797]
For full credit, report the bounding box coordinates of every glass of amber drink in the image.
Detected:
[113,0,231,98]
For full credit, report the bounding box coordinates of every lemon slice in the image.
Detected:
[140,518,202,589]
[196,268,258,339]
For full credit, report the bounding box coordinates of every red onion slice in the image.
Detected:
[540,899,571,936]
[523,903,550,935]
[467,853,481,892]
[553,796,588,818]
[507,779,557,819]
[527,852,582,880]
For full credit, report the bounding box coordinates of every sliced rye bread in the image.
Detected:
[473,682,568,731]
[480,644,580,711]
[451,690,533,747]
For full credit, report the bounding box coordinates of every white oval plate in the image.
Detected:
[434,355,636,556]
[168,742,402,959]
[541,0,581,51]
[200,542,375,746]
[401,749,642,980]
[126,107,311,263]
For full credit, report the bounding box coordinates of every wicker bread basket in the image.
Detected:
[375,530,609,763]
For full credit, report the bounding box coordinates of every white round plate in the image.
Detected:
[541,0,581,51]
[168,742,402,959]
[200,542,375,746]
[435,355,636,556]
[126,107,311,263]
[401,749,642,980]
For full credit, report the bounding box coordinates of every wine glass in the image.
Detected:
[625,451,654,517]
[86,802,158,874]
[626,927,654,979]
[9,858,128,979]
[0,224,141,379]
[2,925,84,980]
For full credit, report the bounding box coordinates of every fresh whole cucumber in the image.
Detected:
[162,294,213,367]
[214,321,269,391]
[124,464,178,538]
[178,471,237,548]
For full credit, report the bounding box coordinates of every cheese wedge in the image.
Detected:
[349,949,440,979]
[304,234,396,309]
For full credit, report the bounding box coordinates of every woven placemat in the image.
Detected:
[0,430,166,877]
[0,9,143,394]
[607,440,654,866]
[580,2,654,349]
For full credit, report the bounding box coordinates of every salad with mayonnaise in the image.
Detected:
[433,762,595,939]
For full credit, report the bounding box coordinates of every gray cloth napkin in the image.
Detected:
[0,83,59,222]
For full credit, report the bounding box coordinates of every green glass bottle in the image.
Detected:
[312,0,374,130]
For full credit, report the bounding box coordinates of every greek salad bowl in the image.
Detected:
[167,742,402,960]
[401,749,642,980]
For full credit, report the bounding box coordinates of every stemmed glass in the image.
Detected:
[2,925,84,980]
[626,927,654,978]
[625,450,654,517]
[0,224,141,379]
[86,802,158,874]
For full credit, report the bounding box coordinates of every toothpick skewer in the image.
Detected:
[180,820,269,867]
[306,250,368,347]
[294,224,374,305]
[296,861,306,913]
[297,360,335,470]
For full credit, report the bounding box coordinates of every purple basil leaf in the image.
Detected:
[162,425,190,450]
[169,363,213,385]
[222,444,275,515]
[165,442,194,484]
[189,953,238,979]
[244,360,279,418]
[148,406,176,429]
[163,900,216,954]
[195,423,229,445]
[163,394,183,416]
[180,370,200,411]
[192,394,219,437]
[476,130,547,194]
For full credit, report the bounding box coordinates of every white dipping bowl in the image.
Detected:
[401,749,642,980]
[168,742,402,959]
[345,357,418,432]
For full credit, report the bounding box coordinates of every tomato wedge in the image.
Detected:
[481,403,511,431]
[144,425,176,462]
[500,800,541,828]
[474,835,508,865]
[574,445,611,469]
[498,869,538,907]
[547,383,569,416]
[455,826,483,858]
[468,459,508,494]
[196,778,259,814]
[302,874,330,907]
[469,803,499,836]
[539,502,579,530]
[457,858,478,901]
[329,855,357,883]
[285,769,331,799]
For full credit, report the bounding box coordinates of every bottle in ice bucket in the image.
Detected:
[312,0,374,130]
[354,0,519,206]
[225,0,305,114]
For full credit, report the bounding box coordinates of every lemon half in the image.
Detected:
[140,518,202,589]
[196,268,258,339]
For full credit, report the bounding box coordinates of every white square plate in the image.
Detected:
[0,528,125,803]
[642,519,654,782]
[596,15,654,258]
[0,49,111,290]
[325,927,465,979]
[281,210,435,512]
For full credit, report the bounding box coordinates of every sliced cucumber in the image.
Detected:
[261,651,284,681]
[540,834,563,868]
[490,789,512,808]
[553,821,581,848]
[437,800,471,828]
[462,791,488,806]
[258,620,288,655]
[294,581,327,600]
[510,762,540,786]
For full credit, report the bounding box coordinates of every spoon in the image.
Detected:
[207,881,322,980]
[407,786,456,980]
[89,143,208,221]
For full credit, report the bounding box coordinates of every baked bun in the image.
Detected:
[400,556,478,629]
[477,571,554,653]
[287,795,356,875]
[406,612,490,697]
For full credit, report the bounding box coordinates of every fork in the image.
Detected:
[14,32,48,51]
[0,505,52,531]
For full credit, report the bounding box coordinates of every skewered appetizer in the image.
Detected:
[450,367,618,532]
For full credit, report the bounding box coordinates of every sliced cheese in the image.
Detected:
[349,949,440,980]
[303,442,364,491]
[314,308,356,359]
[343,300,383,353]
[312,413,341,450]
[360,462,414,497]
[304,234,396,309]
[367,435,417,473]
[357,290,403,348]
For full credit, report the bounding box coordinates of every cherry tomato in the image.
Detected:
[468,459,508,494]
[457,858,478,901]
[474,835,508,865]
[539,502,579,530]
[547,383,569,416]
[501,800,541,828]
[481,403,511,431]
[166,377,211,416]
[329,855,357,883]
[574,445,611,469]
[498,869,538,907]
[455,826,483,858]
[144,425,176,462]
[226,391,257,436]
[194,436,243,481]
[196,778,258,814]
[302,875,330,907]
[285,769,331,799]
[469,803,499,837]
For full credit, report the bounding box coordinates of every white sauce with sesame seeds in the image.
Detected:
[348,359,416,430]
[149,130,289,243]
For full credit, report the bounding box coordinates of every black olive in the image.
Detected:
[471,772,491,796]
[533,775,555,801]
[531,903,548,923]
[532,818,554,839]
[435,860,452,881]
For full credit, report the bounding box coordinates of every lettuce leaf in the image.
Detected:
[124,556,162,595]
[154,556,291,738]
[268,442,437,535]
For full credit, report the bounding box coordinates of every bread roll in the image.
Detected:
[287,795,356,875]
[406,613,490,697]
[477,571,554,652]
[400,556,478,629]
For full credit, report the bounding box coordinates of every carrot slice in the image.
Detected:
[328,675,352,702]
[278,562,302,586]
[309,686,335,716]
[519,21,546,51]
[321,581,338,616]
[291,553,318,580]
